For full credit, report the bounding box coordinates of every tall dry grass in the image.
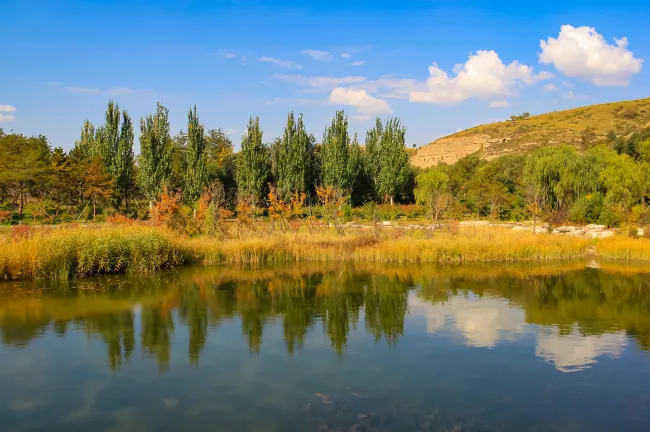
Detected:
[595,236,650,261]
[0,225,184,280]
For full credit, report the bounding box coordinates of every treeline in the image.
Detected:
[0,101,412,223]
[418,127,650,226]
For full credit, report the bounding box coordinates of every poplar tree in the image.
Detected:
[321,110,354,192]
[364,117,383,195]
[139,103,173,202]
[377,118,410,205]
[114,111,135,205]
[94,100,121,171]
[277,112,311,198]
[183,105,207,203]
[75,120,96,155]
[236,116,269,202]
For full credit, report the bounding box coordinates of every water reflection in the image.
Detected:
[1,263,649,374]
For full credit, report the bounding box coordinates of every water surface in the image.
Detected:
[1,262,650,431]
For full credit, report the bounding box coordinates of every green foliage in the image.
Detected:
[114,111,135,204]
[321,110,355,193]
[236,116,269,203]
[277,112,312,198]
[139,103,173,201]
[377,118,410,204]
[183,105,207,203]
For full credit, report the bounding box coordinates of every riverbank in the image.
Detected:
[1,224,649,280]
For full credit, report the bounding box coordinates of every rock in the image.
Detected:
[598,230,615,239]
[459,220,489,226]
[555,226,577,233]
[585,224,606,230]
[381,221,392,226]
[638,228,645,237]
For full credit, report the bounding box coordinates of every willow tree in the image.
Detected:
[277,112,312,198]
[139,103,173,202]
[377,118,409,205]
[321,110,355,193]
[236,116,269,203]
[114,111,135,205]
[183,105,207,203]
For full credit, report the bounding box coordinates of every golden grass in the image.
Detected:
[3,223,650,280]
[0,225,184,280]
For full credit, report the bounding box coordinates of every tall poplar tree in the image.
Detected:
[114,111,135,205]
[321,110,354,192]
[364,117,383,195]
[277,112,311,198]
[75,120,96,155]
[94,100,121,171]
[183,105,207,203]
[236,116,269,202]
[139,103,173,202]
[377,118,410,205]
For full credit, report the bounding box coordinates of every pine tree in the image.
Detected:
[277,112,312,198]
[321,110,354,193]
[139,103,173,202]
[377,118,410,205]
[114,111,135,205]
[183,105,207,203]
[236,116,269,202]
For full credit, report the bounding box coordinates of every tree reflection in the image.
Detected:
[2,264,650,371]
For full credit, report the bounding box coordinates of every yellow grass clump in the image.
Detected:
[0,225,184,280]
[595,236,650,261]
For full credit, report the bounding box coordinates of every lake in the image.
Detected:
[1,262,650,431]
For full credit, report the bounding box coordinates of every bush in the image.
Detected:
[569,193,604,224]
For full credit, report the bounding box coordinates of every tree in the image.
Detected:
[277,112,312,198]
[236,116,269,203]
[377,118,410,205]
[0,133,50,217]
[364,117,383,197]
[183,105,207,203]
[94,100,121,171]
[321,110,354,193]
[84,157,114,221]
[75,120,96,155]
[205,128,234,182]
[114,111,135,206]
[415,168,450,224]
[580,126,597,150]
[139,103,173,202]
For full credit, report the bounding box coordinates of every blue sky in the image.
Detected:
[1,0,649,151]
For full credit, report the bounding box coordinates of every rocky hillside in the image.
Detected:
[411,97,650,168]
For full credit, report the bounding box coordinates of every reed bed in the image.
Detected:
[0,225,184,280]
[4,223,650,281]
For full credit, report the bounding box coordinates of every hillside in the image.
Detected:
[411,97,650,168]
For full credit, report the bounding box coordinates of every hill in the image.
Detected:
[411,97,650,168]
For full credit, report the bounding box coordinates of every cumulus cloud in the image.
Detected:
[542,83,559,92]
[409,50,535,105]
[350,61,366,66]
[0,104,17,113]
[258,56,302,69]
[488,100,510,108]
[539,25,643,86]
[329,87,392,115]
[535,71,555,81]
[301,49,333,62]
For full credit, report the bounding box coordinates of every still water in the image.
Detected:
[1,262,650,431]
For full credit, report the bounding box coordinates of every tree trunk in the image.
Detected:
[18,186,24,217]
[390,196,394,206]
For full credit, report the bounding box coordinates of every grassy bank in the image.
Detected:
[3,224,650,280]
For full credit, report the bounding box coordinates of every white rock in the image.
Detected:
[585,224,606,230]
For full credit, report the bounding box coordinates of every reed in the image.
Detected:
[595,236,650,261]
[0,225,184,280]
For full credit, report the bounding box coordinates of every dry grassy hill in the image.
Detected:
[412,97,650,168]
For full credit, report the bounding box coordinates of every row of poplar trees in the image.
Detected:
[75,101,412,208]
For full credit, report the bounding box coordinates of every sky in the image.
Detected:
[1,0,649,152]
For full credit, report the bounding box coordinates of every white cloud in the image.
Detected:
[66,86,102,94]
[258,56,302,69]
[265,97,285,105]
[409,50,535,105]
[224,53,236,59]
[354,76,418,100]
[536,326,626,372]
[329,87,392,115]
[488,100,510,108]
[535,71,555,81]
[350,61,366,66]
[542,83,559,92]
[0,104,17,113]
[539,25,643,86]
[301,49,333,62]
[0,114,15,122]
[273,74,366,92]
[340,52,352,58]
